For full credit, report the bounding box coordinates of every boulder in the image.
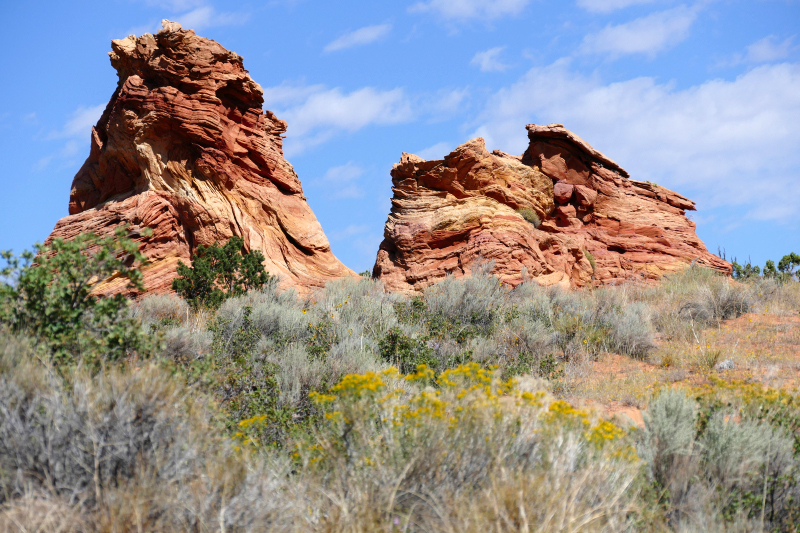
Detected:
[45,21,354,297]
[373,123,730,293]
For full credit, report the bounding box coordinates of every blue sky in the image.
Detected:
[0,0,798,273]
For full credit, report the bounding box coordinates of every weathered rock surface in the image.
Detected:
[45,21,354,297]
[373,124,730,293]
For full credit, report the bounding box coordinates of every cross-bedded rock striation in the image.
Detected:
[373,124,730,293]
[46,20,354,297]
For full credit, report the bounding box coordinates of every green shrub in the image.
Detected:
[172,236,273,310]
[517,207,542,228]
[584,249,596,276]
[730,252,799,283]
[764,259,779,279]
[778,252,800,281]
[378,327,438,373]
[0,229,152,368]
[732,260,761,279]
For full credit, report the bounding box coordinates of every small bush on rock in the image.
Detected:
[172,236,273,311]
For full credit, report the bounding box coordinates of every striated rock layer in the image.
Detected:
[373,124,730,293]
[45,21,354,297]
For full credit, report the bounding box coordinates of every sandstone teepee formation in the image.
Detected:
[45,21,354,297]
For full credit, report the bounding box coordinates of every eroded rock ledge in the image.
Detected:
[373,124,730,293]
[46,20,354,297]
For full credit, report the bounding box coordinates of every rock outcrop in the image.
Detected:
[373,124,730,293]
[45,21,354,297]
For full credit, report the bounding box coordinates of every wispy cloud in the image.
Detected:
[142,0,206,10]
[415,141,454,160]
[421,88,470,121]
[576,0,662,14]
[580,4,698,59]
[324,24,392,53]
[409,0,529,21]
[263,83,413,155]
[329,224,370,240]
[36,103,105,171]
[46,104,106,140]
[472,60,800,224]
[471,47,511,72]
[741,35,796,64]
[261,82,471,154]
[316,162,366,199]
[128,1,247,34]
[174,6,247,31]
[718,35,797,68]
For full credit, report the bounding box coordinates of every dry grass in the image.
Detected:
[549,268,800,422]
[2,264,800,531]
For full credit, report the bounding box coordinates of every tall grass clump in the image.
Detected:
[635,266,755,341]
[638,385,800,531]
[130,293,189,328]
[0,329,301,532]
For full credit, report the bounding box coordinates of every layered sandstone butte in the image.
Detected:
[373,124,730,293]
[45,20,354,297]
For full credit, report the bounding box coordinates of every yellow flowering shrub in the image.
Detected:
[298,363,638,471]
[690,377,800,452]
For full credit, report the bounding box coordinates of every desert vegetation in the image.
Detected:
[0,235,799,531]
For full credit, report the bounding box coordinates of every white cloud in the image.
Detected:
[409,0,529,21]
[415,141,454,160]
[329,224,370,240]
[350,231,384,269]
[36,103,105,171]
[580,4,698,58]
[33,155,54,172]
[472,61,800,223]
[718,35,797,68]
[262,83,327,108]
[125,4,246,37]
[47,104,105,140]
[142,0,206,11]
[324,24,392,53]
[471,47,511,72]
[263,84,413,155]
[175,6,246,30]
[261,83,467,154]
[576,0,662,13]
[317,162,366,199]
[744,35,795,63]
[421,88,470,121]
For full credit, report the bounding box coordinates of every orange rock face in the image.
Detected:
[373,124,730,293]
[45,21,354,297]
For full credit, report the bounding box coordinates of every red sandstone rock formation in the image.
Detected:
[45,20,354,297]
[373,124,730,293]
